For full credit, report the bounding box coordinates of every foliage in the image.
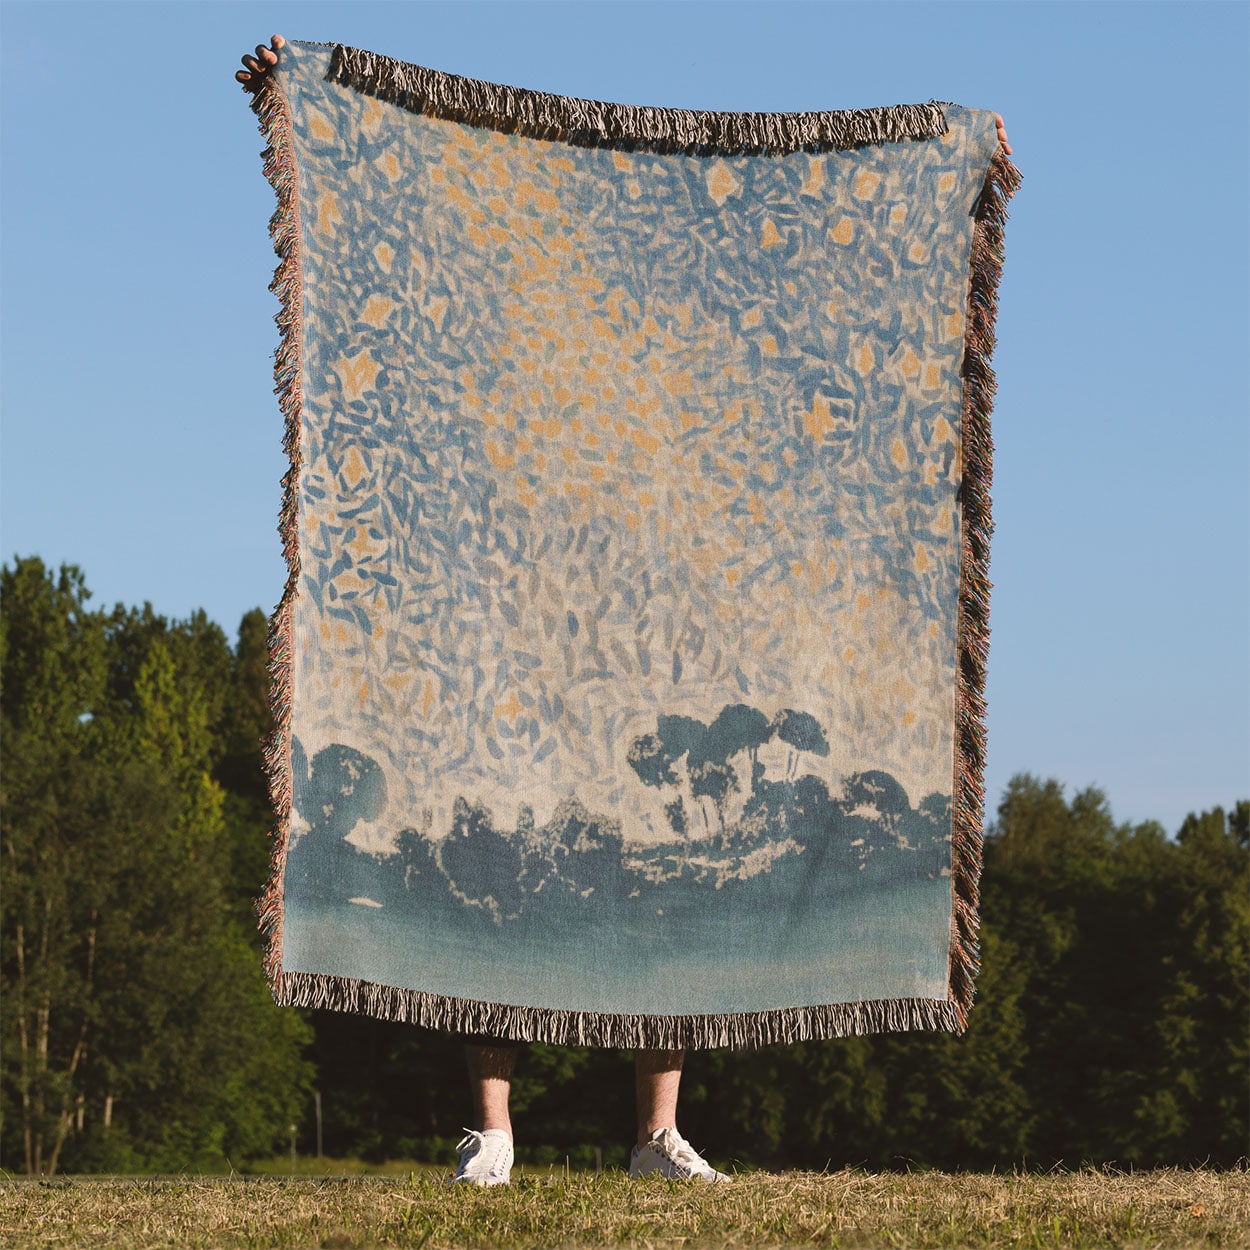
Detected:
[680,779,1247,1171]
[979,779,1248,1167]
[2,557,1245,1173]
[0,559,311,1174]
[293,779,1244,1174]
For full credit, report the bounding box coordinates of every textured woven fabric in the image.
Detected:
[249,40,1018,1047]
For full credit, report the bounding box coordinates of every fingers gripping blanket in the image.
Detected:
[247,40,1019,1048]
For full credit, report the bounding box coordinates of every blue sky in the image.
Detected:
[2,1,1246,836]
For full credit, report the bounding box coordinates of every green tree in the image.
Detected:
[1,558,108,1173]
[682,776,1246,1171]
[1139,804,1249,1162]
[0,559,312,1173]
[279,771,1250,1170]
[216,608,277,927]
[979,777,1248,1167]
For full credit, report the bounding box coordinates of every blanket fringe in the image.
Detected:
[246,48,1018,1043]
[248,74,306,993]
[949,149,1022,1030]
[276,969,962,1049]
[326,43,947,155]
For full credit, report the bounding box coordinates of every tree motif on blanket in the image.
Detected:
[285,703,952,928]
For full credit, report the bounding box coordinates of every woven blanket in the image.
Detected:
[248,40,1019,1048]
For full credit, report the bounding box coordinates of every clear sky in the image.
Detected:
[2,1,1246,836]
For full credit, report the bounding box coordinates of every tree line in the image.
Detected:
[2,557,1245,1173]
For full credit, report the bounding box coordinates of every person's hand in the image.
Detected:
[236,34,285,89]
[994,113,1013,156]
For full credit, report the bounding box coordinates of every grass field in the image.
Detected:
[1,1165,1247,1249]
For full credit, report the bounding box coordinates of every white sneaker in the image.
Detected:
[629,1127,729,1180]
[452,1127,513,1185]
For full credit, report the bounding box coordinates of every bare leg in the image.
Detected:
[635,1048,685,1146]
[464,1044,517,1138]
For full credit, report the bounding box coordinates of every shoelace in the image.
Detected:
[456,1127,510,1177]
[657,1128,712,1176]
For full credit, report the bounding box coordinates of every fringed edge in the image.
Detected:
[246,45,1017,1042]
[248,73,306,997]
[950,149,1022,1030]
[275,969,963,1049]
[325,42,948,155]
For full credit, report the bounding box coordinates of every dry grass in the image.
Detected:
[1,1165,1246,1248]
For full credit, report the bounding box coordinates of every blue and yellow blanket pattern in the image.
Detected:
[250,41,1018,1046]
